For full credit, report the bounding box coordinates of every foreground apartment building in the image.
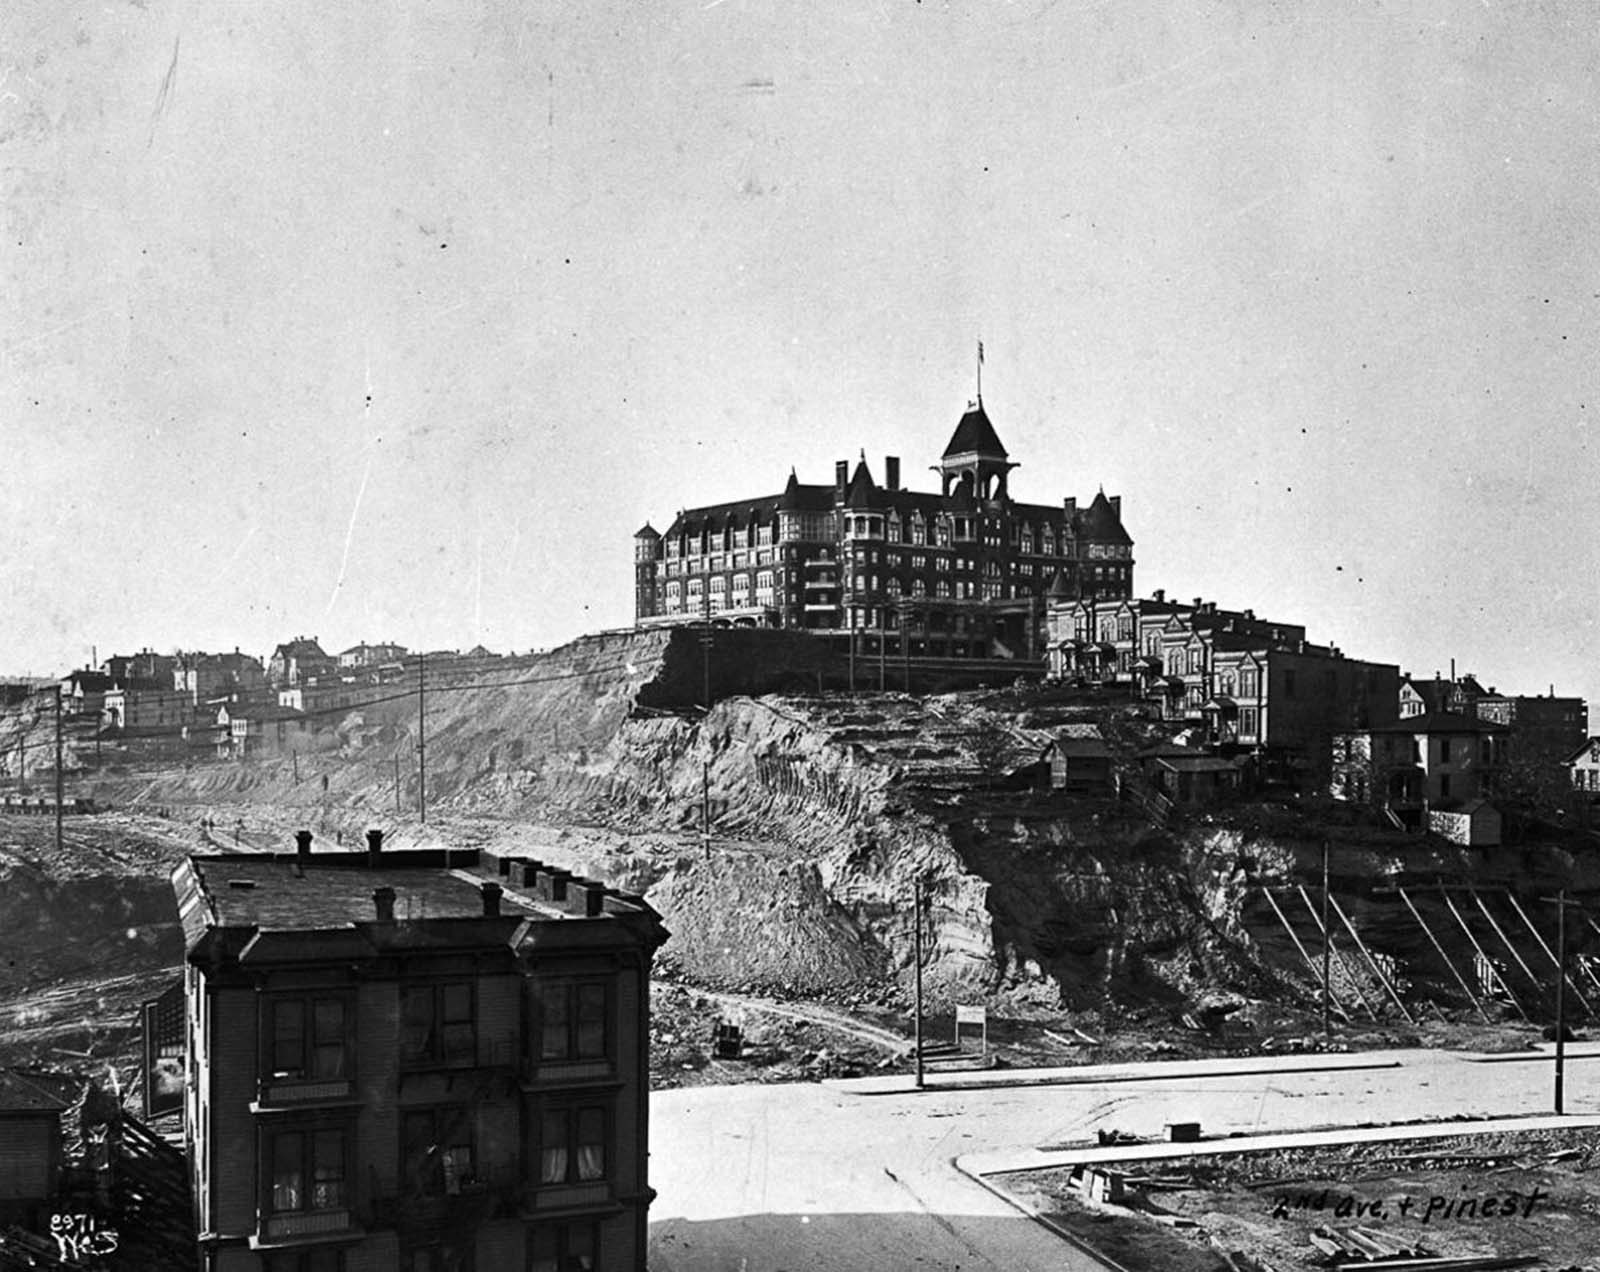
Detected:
[171,834,667,1272]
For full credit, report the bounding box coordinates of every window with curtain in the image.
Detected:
[269,1128,346,1213]
[538,1104,608,1186]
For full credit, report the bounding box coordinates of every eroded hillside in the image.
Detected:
[47,627,1596,1036]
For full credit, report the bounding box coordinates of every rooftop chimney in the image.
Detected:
[366,828,383,867]
[481,882,503,917]
[295,830,312,862]
[581,882,606,918]
[885,456,900,491]
[373,886,396,922]
[1153,588,1165,603]
[835,460,848,499]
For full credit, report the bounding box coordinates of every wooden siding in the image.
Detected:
[210,986,259,1234]
[0,1116,57,1199]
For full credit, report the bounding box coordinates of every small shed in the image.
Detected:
[0,1070,70,1221]
[1148,753,1244,804]
[1428,799,1502,847]
[1046,735,1115,792]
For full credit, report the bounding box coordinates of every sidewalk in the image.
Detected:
[829,1048,1404,1095]
[829,1039,1600,1095]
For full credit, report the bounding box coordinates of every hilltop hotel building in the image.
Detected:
[633,400,1133,661]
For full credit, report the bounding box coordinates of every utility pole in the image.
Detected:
[417,653,427,824]
[1322,840,1332,1037]
[902,604,912,694]
[701,759,711,862]
[913,876,925,1090]
[1543,889,1580,1114]
[878,620,886,692]
[848,625,856,693]
[54,686,63,856]
[700,624,713,714]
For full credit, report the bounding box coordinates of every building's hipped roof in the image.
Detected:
[777,469,804,511]
[634,522,660,538]
[845,458,877,508]
[1075,490,1133,545]
[942,402,1008,458]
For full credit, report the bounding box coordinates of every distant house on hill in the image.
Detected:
[267,637,335,688]
[101,649,177,686]
[1567,737,1600,803]
[1398,673,1488,719]
[103,686,195,736]
[215,701,310,759]
[1332,711,1508,840]
[59,669,115,719]
[337,641,408,671]
[173,650,267,703]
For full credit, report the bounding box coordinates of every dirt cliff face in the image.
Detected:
[51,628,1596,1024]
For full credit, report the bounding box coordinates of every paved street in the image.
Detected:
[648,1046,1600,1270]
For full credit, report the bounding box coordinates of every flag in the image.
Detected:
[978,340,984,364]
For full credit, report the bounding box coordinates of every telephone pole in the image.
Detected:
[913,876,925,1090]
[54,686,64,856]
[416,653,427,824]
[1543,889,1581,1114]
[1321,840,1332,1037]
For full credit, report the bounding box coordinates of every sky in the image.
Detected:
[3,1,1597,706]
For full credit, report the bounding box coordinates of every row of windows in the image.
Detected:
[665,524,775,556]
[664,549,775,574]
[265,1098,612,1216]
[265,981,610,1079]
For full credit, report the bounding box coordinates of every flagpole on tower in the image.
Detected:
[976,339,984,405]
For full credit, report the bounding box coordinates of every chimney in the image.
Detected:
[885,456,900,491]
[548,870,571,902]
[834,460,848,499]
[1193,597,1203,608]
[581,882,606,918]
[1109,495,1121,516]
[366,828,383,866]
[481,882,503,917]
[1064,497,1077,516]
[373,886,396,922]
[295,830,312,863]
[1153,588,1165,603]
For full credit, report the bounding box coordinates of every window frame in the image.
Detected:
[400,981,477,1070]
[267,995,353,1083]
[535,1100,611,1188]
[401,1105,479,1199]
[265,1124,350,1217]
[536,980,610,1065]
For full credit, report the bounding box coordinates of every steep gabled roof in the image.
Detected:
[1076,490,1132,545]
[942,403,1008,458]
[845,458,877,509]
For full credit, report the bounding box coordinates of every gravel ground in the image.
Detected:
[999,1127,1600,1272]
